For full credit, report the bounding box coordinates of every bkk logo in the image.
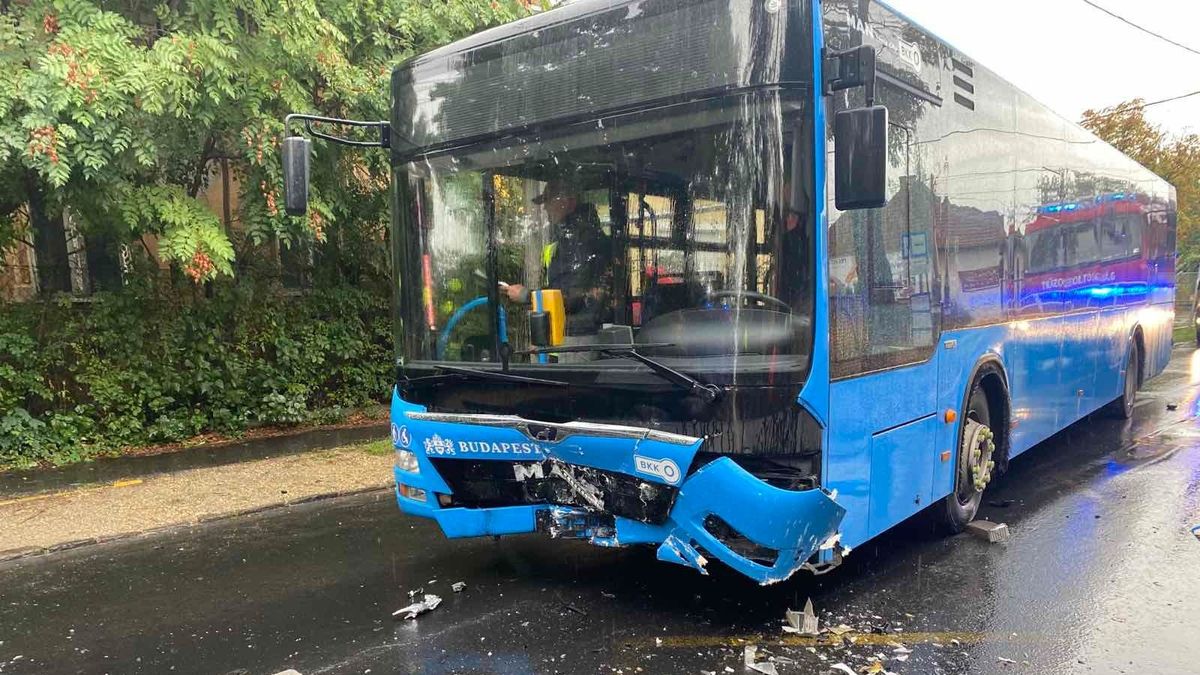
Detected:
[634,455,681,485]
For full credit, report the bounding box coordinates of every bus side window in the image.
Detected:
[830,123,934,377]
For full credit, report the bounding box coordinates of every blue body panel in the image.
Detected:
[797,0,831,430]
[827,301,1174,549]
[827,361,938,546]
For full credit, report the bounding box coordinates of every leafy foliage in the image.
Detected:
[1082,100,1200,267]
[0,278,393,469]
[0,0,546,465]
[0,0,536,279]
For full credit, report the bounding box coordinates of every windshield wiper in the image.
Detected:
[431,364,569,387]
[522,344,722,403]
[519,342,673,353]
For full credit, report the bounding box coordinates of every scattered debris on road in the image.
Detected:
[1166,402,1178,411]
[451,581,466,592]
[998,656,1017,665]
[273,670,303,675]
[743,645,778,675]
[864,659,898,674]
[783,598,819,636]
[830,663,857,675]
[392,593,442,619]
[966,519,1010,543]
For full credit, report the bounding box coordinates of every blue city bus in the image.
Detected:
[282,0,1176,584]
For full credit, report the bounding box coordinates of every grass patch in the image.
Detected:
[357,439,394,456]
[1173,323,1196,345]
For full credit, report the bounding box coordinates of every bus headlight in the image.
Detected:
[395,448,420,473]
[399,485,427,502]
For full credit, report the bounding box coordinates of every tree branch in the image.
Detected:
[187,136,217,198]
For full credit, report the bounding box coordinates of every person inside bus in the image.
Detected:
[500,179,613,340]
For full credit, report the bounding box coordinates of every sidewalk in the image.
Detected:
[0,440,395,560]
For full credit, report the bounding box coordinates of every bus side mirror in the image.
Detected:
[282,136,312,216]
[834,106,888,210]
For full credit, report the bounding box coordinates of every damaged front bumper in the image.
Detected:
[390,391,845,585]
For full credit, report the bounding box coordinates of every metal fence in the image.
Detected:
[1176,269,1197,338]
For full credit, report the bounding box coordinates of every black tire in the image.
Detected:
[1112,340,1140,419]
[940,382,992,533]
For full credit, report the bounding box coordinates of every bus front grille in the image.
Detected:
[430,458,677,525]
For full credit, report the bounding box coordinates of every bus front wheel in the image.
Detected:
[940,383,996,533]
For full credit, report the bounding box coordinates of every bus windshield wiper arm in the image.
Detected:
[522,344,721,403]
[432,364,568,387]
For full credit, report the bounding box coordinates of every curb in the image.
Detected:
[0,421,389,500]
[0,483,393,563]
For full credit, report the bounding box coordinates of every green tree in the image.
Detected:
[0,0,536,283]
[1082,99,1200,267]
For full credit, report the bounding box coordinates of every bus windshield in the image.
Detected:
[396,95,815,386]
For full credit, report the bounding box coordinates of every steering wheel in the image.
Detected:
[705,290,791,313]
[436,296,508,360]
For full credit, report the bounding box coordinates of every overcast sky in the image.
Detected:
[884,0,1200,136]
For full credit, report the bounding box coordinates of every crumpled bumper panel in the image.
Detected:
[647,457,844,583]
[390,390,845,585]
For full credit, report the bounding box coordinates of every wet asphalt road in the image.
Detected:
[3,351,1200,675]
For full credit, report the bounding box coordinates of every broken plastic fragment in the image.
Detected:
[998,657,1016,665]
[392,594,442,620]
[830,664,857,675]
[656,533,709,574]
[451,581,466,593]
[743,645,757,666]
[819,532,842,551]
[966,520,1010,543]
[784,598,819,636]
[743,646,778,675]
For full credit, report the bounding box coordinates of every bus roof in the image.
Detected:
[407,0,626,69]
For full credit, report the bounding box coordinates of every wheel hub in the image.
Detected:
[962,419,996,492]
